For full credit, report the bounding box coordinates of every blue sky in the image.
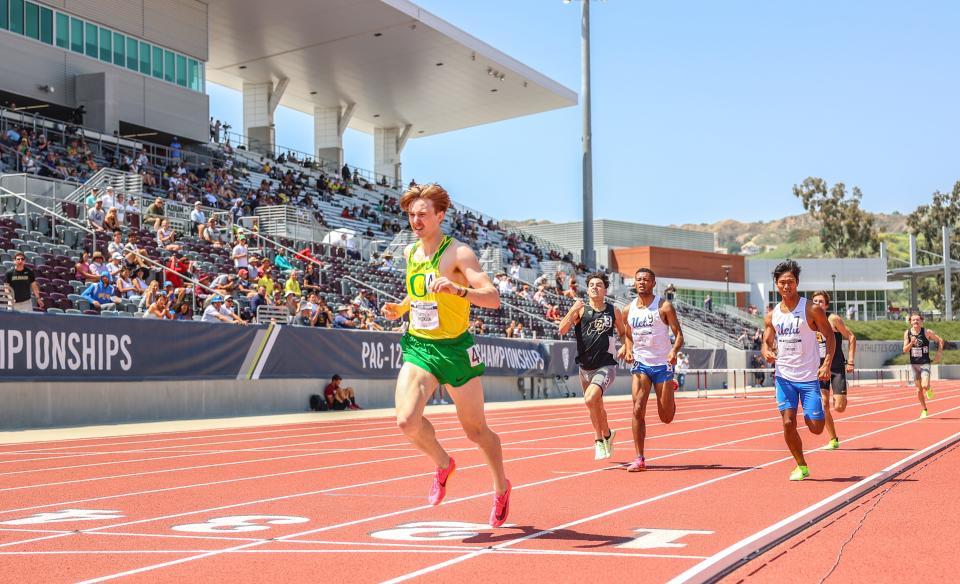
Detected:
[209,1,959,226]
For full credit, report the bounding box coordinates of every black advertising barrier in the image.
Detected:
[0,311,260,381]
[258,327,551,380]
[543,340,727,377]
[0,311,726,382]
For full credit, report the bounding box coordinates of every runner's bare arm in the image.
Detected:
[557,298,584,336]
[613,306,629,350]
[761,311,777,363]
[621,305,634,362]
[830,314,856,371]
[926,328,945,363]
[661,300,684,365]
[809,302,835,380]
[429,243,500,309]
[381,295,410,320]
[902,329,913,354]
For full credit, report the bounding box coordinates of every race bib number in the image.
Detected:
[467,345,483,367]
[779,338,801,357]
[818,342,827,359]
[911,347,924,358]
[411,301,439,330]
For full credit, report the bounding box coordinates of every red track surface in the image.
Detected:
[0,382,957,583]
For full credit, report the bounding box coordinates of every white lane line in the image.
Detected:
[377,403,960,584]
[70,401,960,584]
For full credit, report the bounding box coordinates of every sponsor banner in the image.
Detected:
[0,312,259,380]
[258,329,549,380]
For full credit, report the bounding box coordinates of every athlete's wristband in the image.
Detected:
[457,286,468,298]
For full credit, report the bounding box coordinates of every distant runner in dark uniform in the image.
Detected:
[558,272,628,461]
[903,312,943,419]
[811,291,857,450]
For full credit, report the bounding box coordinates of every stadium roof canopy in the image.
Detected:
[205,0,577,138]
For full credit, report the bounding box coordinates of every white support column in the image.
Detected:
[314,103,354,168]
[943,225,952,320]
[375,126,411,188]
[242,82,275,156]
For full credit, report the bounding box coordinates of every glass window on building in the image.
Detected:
[677,288,735,310]
[99,26,111,62]
[151,45,162,78]
[84,21,96,57]
[138,40,150,74]
[9,0,23,34]
[69,16,82,53]
[188,59,201,91]
[126,36,138,70]
[163,50,175,83]
[0,0,8,31]
[38,5,51,44]
[23,1,38,39]
[54,12,68,48]
[112,31,124,66]
[175,54,187,87]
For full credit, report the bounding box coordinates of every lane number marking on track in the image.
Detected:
[172,515,309,533]
[617,528,714,550]
[0,509,124,525]
[370,521,515,542]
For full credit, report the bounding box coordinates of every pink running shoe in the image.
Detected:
[489,480,512,528]
[428,457,456,506]
[626,455,646,472]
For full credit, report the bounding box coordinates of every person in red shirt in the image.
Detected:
[163,251,194,289]
[324,375,360,410]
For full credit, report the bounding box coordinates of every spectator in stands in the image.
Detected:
[107,230,124,257]
[545,303,561,322]
[704,294,713,312]
[172,302,193,321]
[324,374,360,410]
[353,288,373,313]
[333,305,356,329]
[114,193,128,225]
[81,273,121,311]
[274,251,294,274]
[736,329,749,349]
[89,251,108,277]
[73,251,95,284]
[380,252,394,271]
[163,251,192,289]
[114,266,139,302]
[514,321,526,339]
[157,219,180,252]
[232,235,249,269]
[562,280,579,299]
[223,296,246,324]
[103,207,121,231]
[84,187,99,209]
[314,296,334,328]
[131,267,149,298]
[190,202,206,236]
[469,318,486,335]
[518,284,531,300]
[211,273,238,296]
[143,291,173,319]
[202,295,235,324]
[293,303,315,327]
[256,267,276,298]
[202,218,224,248]
[107,253,124,278]
[100,186,117,211]
[249,286,269,317]
[4,252,42,312]
[170,137,182,159]
[361,313,384,331]
[87,199,106,232]
[123,233,149,271]
[505,320,517,338]
[752,328,762,350]
[144,197,165,230]
[284,270,302,298]
[302,263,321,294]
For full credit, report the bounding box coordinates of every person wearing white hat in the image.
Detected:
[190,201,206,236]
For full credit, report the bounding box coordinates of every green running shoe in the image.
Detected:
[926,388,934,400]
[920,409,928,419]
[824,438,840,450]
[789,465,810,481]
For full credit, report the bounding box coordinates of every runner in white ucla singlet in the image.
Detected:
[762,260,834,481]
[622,268,683,472]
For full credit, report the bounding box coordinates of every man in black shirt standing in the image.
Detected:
[4,252,43,312]
[558,272,628,461]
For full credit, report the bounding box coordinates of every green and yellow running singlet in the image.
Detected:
[405,236,470,340]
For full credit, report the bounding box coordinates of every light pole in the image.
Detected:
[721,264,732,303]
[565,0,595,270]
[831,274,837,307]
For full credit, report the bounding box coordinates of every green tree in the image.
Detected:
[792,177,880,257]
[906,180,960,312]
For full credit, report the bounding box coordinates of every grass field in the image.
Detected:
[885,350,956,366]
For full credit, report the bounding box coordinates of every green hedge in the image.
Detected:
[885,350,956,366]
[845,320,960,341]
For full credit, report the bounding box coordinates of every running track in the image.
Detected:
[0,382,958,583]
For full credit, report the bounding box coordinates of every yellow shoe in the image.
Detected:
[824,438,840,450]
[789,465,810,481]
[920,409,928,419]
[926,388,934,400]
